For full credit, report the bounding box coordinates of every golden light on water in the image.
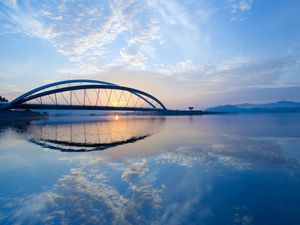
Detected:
[26,117,164,152]
[115,115,119,120]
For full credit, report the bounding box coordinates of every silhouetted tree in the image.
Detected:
[0,96,8,102]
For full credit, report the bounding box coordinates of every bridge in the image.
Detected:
[0,79,167,112]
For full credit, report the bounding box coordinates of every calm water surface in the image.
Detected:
[0,114,300,225]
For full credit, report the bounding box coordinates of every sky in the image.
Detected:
[0,0,300,109]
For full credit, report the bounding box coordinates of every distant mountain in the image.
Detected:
[206,101,300,113]
[235,101,300,108]
[174,86,300,109]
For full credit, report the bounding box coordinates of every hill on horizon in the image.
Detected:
[206,101,300,113]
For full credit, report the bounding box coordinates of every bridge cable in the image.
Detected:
[73,91,81,105]
[60,92,69,105]
[117,90,123,107]
[126,93,132,107]
[95,89,100,106]
[107,90,112,106]
[48,94,56,104]
[85,90,93,105]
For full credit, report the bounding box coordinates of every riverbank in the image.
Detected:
[0,110,48,121]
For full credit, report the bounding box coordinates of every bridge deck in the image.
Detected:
[6,103,164,112]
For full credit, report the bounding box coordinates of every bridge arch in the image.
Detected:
[1,79,167,111]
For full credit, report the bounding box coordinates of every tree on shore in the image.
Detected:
[0,96,8,102]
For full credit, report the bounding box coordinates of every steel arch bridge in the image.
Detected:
[0,79,167,111]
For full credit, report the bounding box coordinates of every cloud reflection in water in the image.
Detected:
[0,115,300,224]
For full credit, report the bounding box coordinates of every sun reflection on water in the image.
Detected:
[24,116,164,152]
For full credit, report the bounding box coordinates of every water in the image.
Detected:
[0,114,300,225]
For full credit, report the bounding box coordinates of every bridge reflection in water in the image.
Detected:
[25,117,164,152]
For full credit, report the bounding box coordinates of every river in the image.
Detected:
[0,114,300,225]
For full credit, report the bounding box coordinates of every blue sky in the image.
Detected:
[0,0,300,108]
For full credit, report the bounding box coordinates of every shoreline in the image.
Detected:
[0,110,48,121]
[0,109,299,123]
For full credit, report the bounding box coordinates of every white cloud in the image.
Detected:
[120,18,162,69]
[227,0,253,21]
[1,0,299,98]
[0,0,217,75]
[239,0,253,11]
[154,54,300,90]
[228,0,253,13]
[155,59,200,76]
[0,0,166,71]
[120,49,147,69]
